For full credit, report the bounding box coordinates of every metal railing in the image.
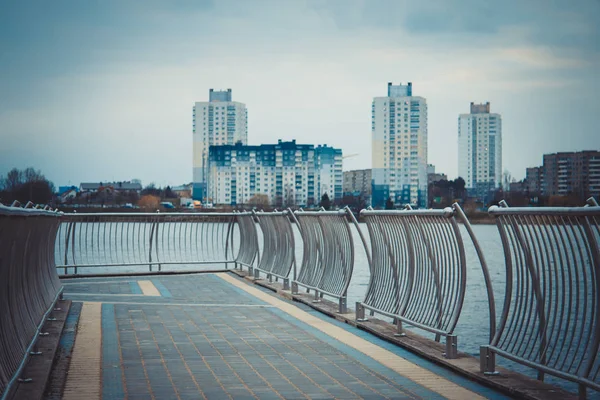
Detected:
[249,210,296,289]
[356,203,494,358]
[31,201,600,396]
[233,211,259,269]
[0,203,63,399]
[290,207,361,313]
[481,199,600,398]
[55,212,242,274]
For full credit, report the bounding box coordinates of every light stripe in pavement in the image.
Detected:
[217,272,487,400]
[63,302,102,400]
[137,280,161,296]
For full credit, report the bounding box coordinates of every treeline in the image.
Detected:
[428,178,467,208]
[0,167,55,205]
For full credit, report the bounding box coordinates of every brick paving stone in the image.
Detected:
[57,273,512,399]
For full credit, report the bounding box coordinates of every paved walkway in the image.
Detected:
[59,272,510,400]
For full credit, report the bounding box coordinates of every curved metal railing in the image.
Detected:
[55,212,242,274]
[291,207,357,313]
[250,210,295,289]
[481,200,600,397]
[233,211,259,269]
[0,204,63,399]
[356,204,492,358]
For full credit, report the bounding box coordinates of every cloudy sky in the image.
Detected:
[1,0,599,187]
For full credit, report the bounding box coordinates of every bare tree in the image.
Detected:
[23,167,44,183]
[1,168,23,192]
[1,167,55,204]
[248,194,269,209]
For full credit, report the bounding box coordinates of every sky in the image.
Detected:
[1,0,599,188]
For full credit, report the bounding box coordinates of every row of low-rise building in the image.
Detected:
[57,180,143,203]
[193,89,342,207]
[520,151,600,199]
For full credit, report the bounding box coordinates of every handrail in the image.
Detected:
[0,204,63,399]
[356,204,480,358]
[56,212,254,274]
[481,199,600,398]
[250,210,295,289]
[233,212,259,269]
[293,208,355,313]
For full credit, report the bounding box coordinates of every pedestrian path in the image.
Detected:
[59,272,510,399]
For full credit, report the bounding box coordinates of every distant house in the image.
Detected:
[509,180,528,193]
[80,181,143,194]
[58,185,79,195]
[171,183,193,198]
[59,188,78,203]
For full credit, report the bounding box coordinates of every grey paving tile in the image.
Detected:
[86,273,467,400]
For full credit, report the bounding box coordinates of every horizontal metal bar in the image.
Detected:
[60,212,248,218]
[360,302,449,337]
[293,281,345,301]
[293,210,347,216]
[252,211,288,216]
[360,208,454,217]
[488,205,600,216]
[235,261,254,268]
[488,346,600,392]
[56,260,233,269]
[254,268,289,282]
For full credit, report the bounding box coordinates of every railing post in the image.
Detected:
[288,209,303,281]
[480,345,498,375]
[70,222,77,275]
[338,297,347,314]
[155,221,162,272]
[148,220,156,272]
[579,384,587,399]
[291,281,298,295]
[356,302,367,322]
[394,319,405,337]
[63,221,73,275]
[445,335,458,359]
[283,278,290,291]
[312,290,321,303]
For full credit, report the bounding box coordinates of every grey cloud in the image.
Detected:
[308,0,600,53]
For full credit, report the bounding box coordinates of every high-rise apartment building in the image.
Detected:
[458,102,502,201]
[207,140,342,206]
[372,82,428,208]
[541,151,600,199]
[193,89,248,200]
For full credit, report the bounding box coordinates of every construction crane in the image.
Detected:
[343,153,359,159]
